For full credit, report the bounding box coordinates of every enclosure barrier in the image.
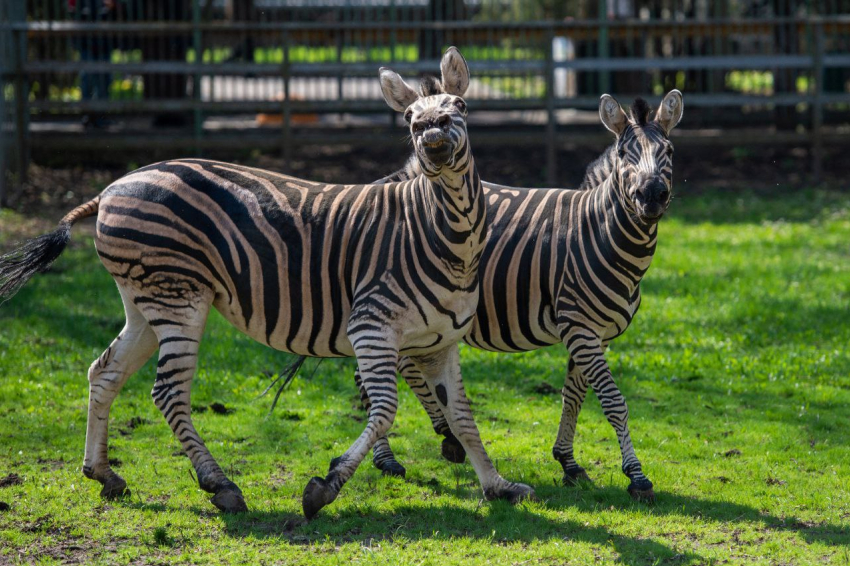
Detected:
[2,10,849,204]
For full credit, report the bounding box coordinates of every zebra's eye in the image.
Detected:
[454,98,467,113]
[666,146,674,157]
[404,109,413,123]
[618,147,626,159]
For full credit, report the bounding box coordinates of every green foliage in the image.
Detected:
[1,189,849,564]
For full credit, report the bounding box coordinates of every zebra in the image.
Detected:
[287,89,683,501]
[0,47,534,518]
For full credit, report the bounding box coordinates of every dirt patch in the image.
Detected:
[0,473,23,488]
[118,416,151,436]
[36,457,65,471]
[532,381,559,395]
[270,464,293,489]
[210,402,233,415]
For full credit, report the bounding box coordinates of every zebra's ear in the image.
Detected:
[379,67,420,112]
[440,46,470,96]
[599,94,628,136]
[655,89,684,134]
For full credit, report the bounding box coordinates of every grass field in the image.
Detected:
[1,188,849,565]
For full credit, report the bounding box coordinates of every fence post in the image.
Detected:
[12,4,29,196]
[282,30,292,165]
[597,0,610,94]
[192,0,203,156]
[545,25,557,186]
[812,19,824,183]
[0,6,9,208]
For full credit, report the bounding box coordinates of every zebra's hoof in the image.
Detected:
[562,466,592,486]
[627,479,655,503]
[302,476,337,520]
[484,482,536,505]
[441,436,466,464]
[379,461,407,478]
[99,477,130,500]
[211,488,248,514]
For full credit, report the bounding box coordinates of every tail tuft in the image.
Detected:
[259,356,322,414]
[0,223,72,303]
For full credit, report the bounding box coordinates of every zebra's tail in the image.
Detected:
[0,196,100,304]
[259,355,321,413]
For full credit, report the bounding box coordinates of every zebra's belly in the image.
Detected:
[213,278,478,359]
[212,293,356,357]
[462,310,561,353]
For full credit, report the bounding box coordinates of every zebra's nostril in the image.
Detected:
[658,189,669,202]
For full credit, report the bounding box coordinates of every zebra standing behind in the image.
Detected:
[290,90,683,501]
[0,47,534,519]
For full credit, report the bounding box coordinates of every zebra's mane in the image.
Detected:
[419,75,444,97]
[630,98,651,126]
[578,143,616,191]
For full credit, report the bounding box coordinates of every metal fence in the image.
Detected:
[2,0,850,205]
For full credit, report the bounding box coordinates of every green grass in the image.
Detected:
[1,188,850,565]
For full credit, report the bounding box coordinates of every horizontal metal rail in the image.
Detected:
[17,54,850,77]
[26,93,850,114]
[7,15,850,32]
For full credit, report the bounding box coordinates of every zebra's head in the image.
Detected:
[599,90,684,225]
[379,47,470,177]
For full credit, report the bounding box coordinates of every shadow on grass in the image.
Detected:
[666,188,850,225]
[537,484,850,549]
[211,503,699,566]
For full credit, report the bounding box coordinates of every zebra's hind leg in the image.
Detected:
[83,289,158,499]
[144,299,248,514]
[398,357,466,464]
[552,358,592,486]
[302,334,400,519]
[564,331,654,502]
[411,345,535,504]
[355,369,405,478]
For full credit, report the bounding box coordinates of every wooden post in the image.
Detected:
[812,20,824,184]
[597,0,610,94]
[545,26,557,186]
[12,3,29,196]
[192,0,203,156]
[282,30,292,165]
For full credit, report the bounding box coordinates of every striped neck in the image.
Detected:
[416,154,485,284]
[587,172,658,283]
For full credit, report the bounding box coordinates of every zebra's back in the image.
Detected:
[94,158,474,358]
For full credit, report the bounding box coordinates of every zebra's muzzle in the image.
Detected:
[421,132,453,166]
[636,202,666,224]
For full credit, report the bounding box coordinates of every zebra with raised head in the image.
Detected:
[0,47,534,518]
[293,90,683,500]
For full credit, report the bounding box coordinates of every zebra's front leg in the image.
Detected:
[354,368,406,478]
[83,290,158,499]
[552,358,592,486]
[565,332,654,501]
[148,304,247,514]
[398,357,466,464]
[411,345,535,504]
[302,334,400,519]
